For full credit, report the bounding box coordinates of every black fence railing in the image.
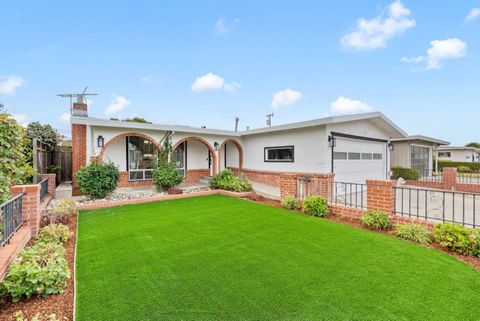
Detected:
[0,193,23,246]
[295,177,366,209]
[415,169,443,183]
[331,182,367,209]
[40,178,49,202]
[394,186,479,228]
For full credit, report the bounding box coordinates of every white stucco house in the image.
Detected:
[437,146,480,163]
[70,102,445,198]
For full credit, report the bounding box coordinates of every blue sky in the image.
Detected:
[0,1,478,144]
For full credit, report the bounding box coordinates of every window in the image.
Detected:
[438,152,451,158]
[362,153,372,160]
[127,136,158,181]
[333,152,347,160]
[264,146,294,162]
[348,152,361,160]
[373,153,383,160]
[411,146,429,172]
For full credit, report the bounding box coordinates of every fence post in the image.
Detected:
[10,184,41,236]
[279,173,298,199]
[366,180,395,214]
[442,167,457,191]
[313,173,335,199]
[41,173,56,198]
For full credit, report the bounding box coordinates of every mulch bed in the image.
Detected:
[0,216,77,321]
[244,193,480,271]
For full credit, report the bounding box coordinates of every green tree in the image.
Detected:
[465,142,480,149]
[122,117,151,124]
[26,122,59,152]
[0,113,36,203]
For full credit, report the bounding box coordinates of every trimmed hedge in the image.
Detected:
[391,166,420,180]
[438,160,480,172]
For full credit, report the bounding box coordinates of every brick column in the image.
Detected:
[366,180,395,214]
[72,102,88,196]
[442,167,457,191]
[41,173,56,198]
[280,173,297,199]
[10,184,41,236]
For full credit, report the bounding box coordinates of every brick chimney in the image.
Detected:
[71,100,88,195]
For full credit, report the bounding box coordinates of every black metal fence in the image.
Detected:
[40,178,49,202]
[456,172,480,185]
[0,194,23,246]
[295,177,366,209]
[416,169,443,183]
[394,186,479,228]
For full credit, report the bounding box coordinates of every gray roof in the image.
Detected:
[390,135,450,145]
[438,146,480,152]
[71,112,408,138]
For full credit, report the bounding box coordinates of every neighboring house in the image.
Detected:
[437,146,480,163]
[390,136,450,174]
[71,102,432,197]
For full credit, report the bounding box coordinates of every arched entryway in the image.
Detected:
[98,132,160,182]
[172,137,217,183]
[218,139,243,174]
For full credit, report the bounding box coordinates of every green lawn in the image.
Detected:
[76,195,480,321]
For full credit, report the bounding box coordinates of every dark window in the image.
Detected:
[348,152,361,160]
[438,152,451,157]
[373,153,383,160]
[264,146,294,162]
[127,136,158,181]
[334,152,347,160]
[362,153,373,160]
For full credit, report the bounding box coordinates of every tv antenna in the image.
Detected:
[57,87,98,112]
[266,113,274,127]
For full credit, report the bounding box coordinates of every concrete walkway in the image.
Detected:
[55,181,72,200]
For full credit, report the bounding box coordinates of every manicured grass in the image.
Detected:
[76,195,480,321]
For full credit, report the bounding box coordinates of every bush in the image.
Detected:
[75,162,119,199]
[45,200,78,225]
[361,210,391,230]
[391,167,420,180]
[210,169,253,192]
[438,160,480,172]
[153,162,183,191]
[37,224,71,244]
[0,242,70,302]
[302,196,329,217]
[457,166,472,173]
[433,223,480,256]
[281,196,300,210]
[395,223,431,245]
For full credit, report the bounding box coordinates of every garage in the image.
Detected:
[331,132,388,184]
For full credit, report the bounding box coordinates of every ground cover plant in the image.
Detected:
[76,195,480,321]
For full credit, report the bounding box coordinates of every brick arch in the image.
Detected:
[218,139,243,172]
[97,132,160,163]
[172,136,217,176]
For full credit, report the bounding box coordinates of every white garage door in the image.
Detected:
[333,137,387,184]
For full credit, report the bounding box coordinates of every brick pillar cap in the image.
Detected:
[366,179,396,187]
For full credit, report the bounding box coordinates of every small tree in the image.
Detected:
[152,139,183,191]
[465,142,480,149]
[26,122,59,152]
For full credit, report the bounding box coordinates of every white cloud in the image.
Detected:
[223,82,241,93]
[141,75,154,83]
[341,0,415,50]
[105,95,131,116]
[214,18,239,35]
[271,89,304,109]
[330,96,374,114]
[191,72,240,93]
[402,38,467,70]
[58,112,71,124]
[0,75,25,96]
[466,8,480,21]
[12,113,29,127]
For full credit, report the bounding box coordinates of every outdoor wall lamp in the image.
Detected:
[214,141,219,151]
[328,136,336,148]
[97,135,104,148]
[388,142,394,151]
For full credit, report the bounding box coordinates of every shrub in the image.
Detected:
[153,162,183,191]
[391,167,420,180]
[361,210,391,230]
[281,196,300,210]
[210,169,253,192]
[75,162,119,199]
[395,223,431,245]
[302,196,329,217]
[0,242,70,302]
[433,223,480,256]
[45,200,78,225]
[457,166,472,173]
[438,160,480,172]
[37,224,71,244]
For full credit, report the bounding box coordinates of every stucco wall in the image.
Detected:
[439,150,478,162]
[186,140,209,170]
[391,141,410,168]
[225,142,240,168]
[102,138,127,170]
